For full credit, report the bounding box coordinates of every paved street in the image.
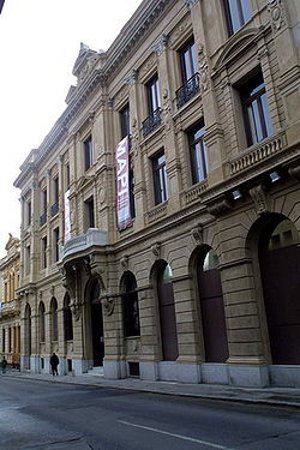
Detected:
[0,376,300,449]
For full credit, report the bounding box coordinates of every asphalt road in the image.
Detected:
[0,376,300,450]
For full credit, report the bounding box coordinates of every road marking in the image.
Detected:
[118,420,235,450]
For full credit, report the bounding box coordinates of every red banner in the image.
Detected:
[115,136,132,230]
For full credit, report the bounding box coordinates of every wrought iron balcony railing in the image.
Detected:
[40,212,47,226]
[176,73,200,109]
[142,108,162,138]
[51,202,59,217]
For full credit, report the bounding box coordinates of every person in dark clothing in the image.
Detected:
[1,356,7,374]
[50,352,59,376]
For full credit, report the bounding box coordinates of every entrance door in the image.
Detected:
[158,263,178,361]
[198,249,229,363]
[260,236,300,364]
[90,281,104,367]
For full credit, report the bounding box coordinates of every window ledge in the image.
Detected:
[146,202,168,223]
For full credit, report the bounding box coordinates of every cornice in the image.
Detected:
[105,0,174,77]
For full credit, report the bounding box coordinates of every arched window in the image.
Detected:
[39,301,45,342]
[50,298,58,342]
[64,294,73,341]
[122,272,140,337]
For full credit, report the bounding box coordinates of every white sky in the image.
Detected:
[0,0,142,258]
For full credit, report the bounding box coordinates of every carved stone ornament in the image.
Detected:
[198,44,210,93]
[120,255,129,271]
[191,224,204,244]
[125,69,138,86]
[288,165,300,180]
[70,299,82,321]
[249,184,269,216]
[182,0,199,9]
[101,295,115,317]
[152,34,169,56]
[268,0,285,32]
[151,241,161,259]
[207,198,231,217]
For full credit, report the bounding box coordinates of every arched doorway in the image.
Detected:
[24,303,31,369]
[259,216,300,364]
[63,293,73,342]
[156,262,178,361]
[197,247,229,363]
[121,272,140,338]
[89,279,104,367]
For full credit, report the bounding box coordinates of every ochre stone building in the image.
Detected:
[14,0,300,387]
[0,234,21,366]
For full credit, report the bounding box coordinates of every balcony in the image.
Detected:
[0,300,20,317]
[176,73,200,109]
[61,228,108,260]
[40,212,47,226]
[142,108,162,138]
[51,202,59,217]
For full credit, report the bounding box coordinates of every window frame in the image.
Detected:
[84,196,95,229]
[120,103,130,139]
[178,37,198,84]
[187,122,208,184]
[152,150,168,205]
[224,0,252,35]
[146,74,161,114]
[83,135,93,171]
[240,73,273,147]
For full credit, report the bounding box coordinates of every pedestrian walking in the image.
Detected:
[50,352,59,376]
[1,356,7,374]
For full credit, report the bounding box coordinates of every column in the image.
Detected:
[126,70,147,230]
[173,275,202,382]
[139,287,161,381]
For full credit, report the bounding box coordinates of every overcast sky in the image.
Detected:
[0,0,142,258]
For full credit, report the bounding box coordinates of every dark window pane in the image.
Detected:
[188,123,208,184]
[152,152,168,205]
[84,136,92,171]
[120,104,130,139]
[241,73,273,146]
[225,0,252,35]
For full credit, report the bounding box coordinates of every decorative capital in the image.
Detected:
[183,0,199,10]
[152,34,169,56]
[249,184,269,216]
[125,69,138,86]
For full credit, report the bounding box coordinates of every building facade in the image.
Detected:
[14,0,300,387]
[0,234,21,367]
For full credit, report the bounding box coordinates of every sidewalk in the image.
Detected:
[6,370,300,408]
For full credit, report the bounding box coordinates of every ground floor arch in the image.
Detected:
[258,214,300,365]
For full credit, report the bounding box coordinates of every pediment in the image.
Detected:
[72,43,105,84]
[76,175,94,190]
[213,29,258,72]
